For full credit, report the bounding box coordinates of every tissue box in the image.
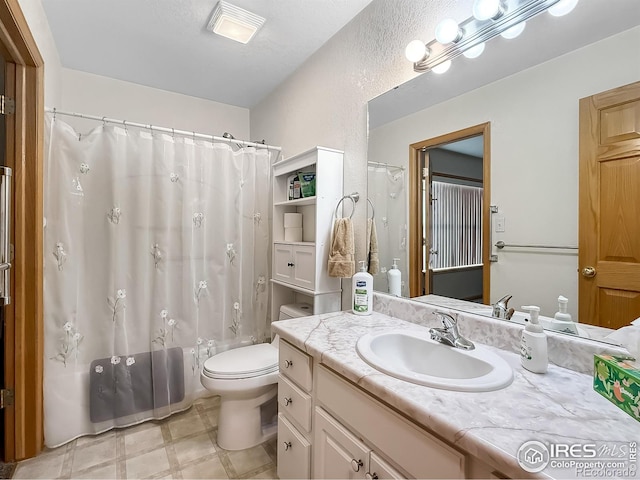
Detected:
[593,354,640,422]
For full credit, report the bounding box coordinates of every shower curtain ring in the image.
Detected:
[52,107,57,120]
[102,116,106,126]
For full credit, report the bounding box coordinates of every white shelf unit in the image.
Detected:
[271,147,344,320]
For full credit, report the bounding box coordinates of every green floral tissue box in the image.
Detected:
[593,354,640,422]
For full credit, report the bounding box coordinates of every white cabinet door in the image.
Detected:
[314,407,369,480]
[274,244,294,283]
[292,244,315,290]
[278,413,311,479]
[369,452,406,480]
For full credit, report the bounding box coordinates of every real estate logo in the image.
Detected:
[517,441,550,473]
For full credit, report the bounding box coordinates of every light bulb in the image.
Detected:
[435,19,463,44]
[405,40,428,63]
[501,22,526,39]
[548,0,579,16]
[472,0,504,21]
[463,42,485,59]
[432,60,452,74]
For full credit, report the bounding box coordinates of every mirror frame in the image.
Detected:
[408,122,491,302]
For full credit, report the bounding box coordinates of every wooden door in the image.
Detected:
[0,0,44,461]
[579,81,640,329]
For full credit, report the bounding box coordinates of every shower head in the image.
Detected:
[222,132,235,140]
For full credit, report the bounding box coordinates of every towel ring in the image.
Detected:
[367,198,375,220]
[335,194,358,219]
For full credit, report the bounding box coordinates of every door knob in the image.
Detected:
[581,266,596,278]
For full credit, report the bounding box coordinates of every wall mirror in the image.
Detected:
[367,1,640,345]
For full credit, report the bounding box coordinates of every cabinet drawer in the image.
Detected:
[279,375,312,432]
[278,413,311,480]
[279,340,313,391]
[317,366,465,479]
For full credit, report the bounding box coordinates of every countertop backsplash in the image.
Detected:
[373,293,629,375]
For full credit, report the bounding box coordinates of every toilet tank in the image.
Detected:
[278,303,313,320]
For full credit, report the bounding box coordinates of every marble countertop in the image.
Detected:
[272,311,640,479]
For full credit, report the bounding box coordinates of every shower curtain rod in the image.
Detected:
[367,160,405,170]
[45,107,282,153]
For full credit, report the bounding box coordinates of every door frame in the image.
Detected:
[0,0,44,461]
[409,123,491,301]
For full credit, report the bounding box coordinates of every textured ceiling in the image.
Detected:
[41,0,374,108]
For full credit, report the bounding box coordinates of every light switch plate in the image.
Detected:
[496,216,505,232]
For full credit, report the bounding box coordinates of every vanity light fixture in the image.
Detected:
[207,1,265,44]
[472,0,506,21]
[434,19,464,44]
[407,0,579,74]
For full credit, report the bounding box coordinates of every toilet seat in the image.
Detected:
[202,343,278,380]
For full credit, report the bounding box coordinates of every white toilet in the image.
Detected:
[200,303,312,450]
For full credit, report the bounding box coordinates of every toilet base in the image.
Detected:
[216,384,278,451]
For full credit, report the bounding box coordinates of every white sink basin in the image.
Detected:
[356,329,513,392]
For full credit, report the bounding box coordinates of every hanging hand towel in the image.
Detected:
[367,218,379,275]
[328,217,355,278]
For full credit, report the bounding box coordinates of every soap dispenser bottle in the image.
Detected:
[352,261,373,316]
[387,258,402,297]
[520,305,548,373]
[553,295,579,335]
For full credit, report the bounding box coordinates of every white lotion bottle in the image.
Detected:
[352,261,373,316]
[387,258,402,297]
[520,305,548,373]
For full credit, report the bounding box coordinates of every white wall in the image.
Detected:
[18,1,249,140]
[250,0,472,305]
[57,69,250,139]
[369,27,640,320]
[17,0,63,105]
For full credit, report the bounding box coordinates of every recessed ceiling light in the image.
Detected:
[207,1,265,44]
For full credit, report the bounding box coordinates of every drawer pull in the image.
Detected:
[283,441,292,451]
[366,473,379,480]
[284,396,293,406]
[287,262,295,267]
[351,459,363,472]
[284,359,293,368]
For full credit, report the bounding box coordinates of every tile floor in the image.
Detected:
[13,396,278,479]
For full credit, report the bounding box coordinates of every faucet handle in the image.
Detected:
[435,311,457,329]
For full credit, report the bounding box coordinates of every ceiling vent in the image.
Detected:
[207,1,265,44]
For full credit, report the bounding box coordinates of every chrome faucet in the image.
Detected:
[429,312,475,350]
[492,294,515,320]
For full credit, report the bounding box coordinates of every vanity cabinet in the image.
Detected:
[270,147,343,318]
[277,339,314,479]
[314,365,465,479]
[276,339,501,480]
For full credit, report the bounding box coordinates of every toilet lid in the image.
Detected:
[202,343,278,379]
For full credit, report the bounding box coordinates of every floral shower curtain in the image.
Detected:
[367,164,407,295]
[43,113,272,447]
